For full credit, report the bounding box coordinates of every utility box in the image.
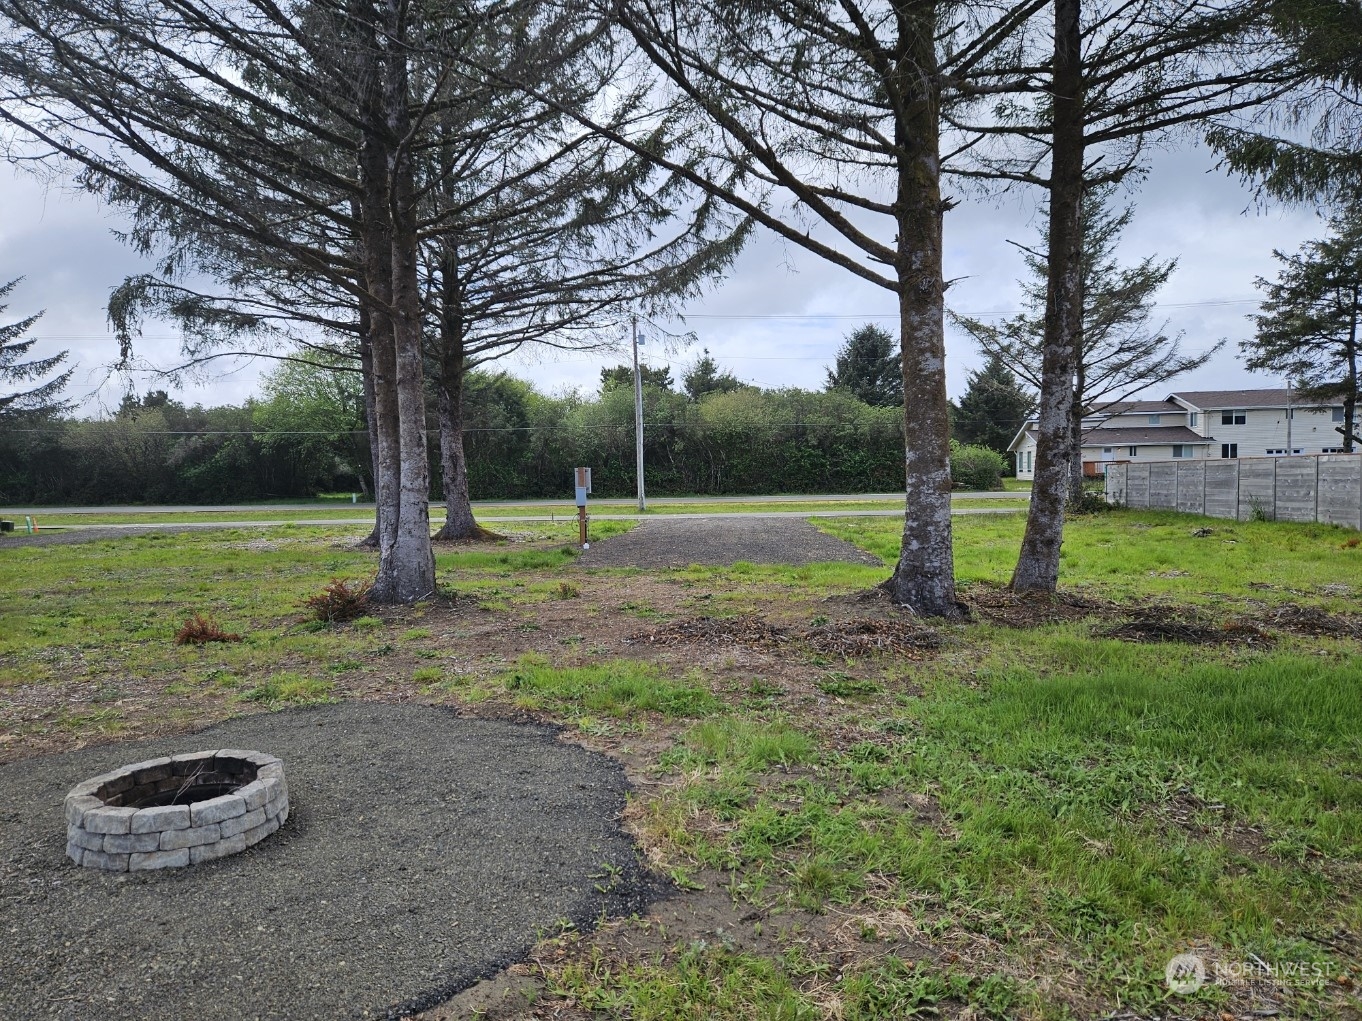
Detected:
[574,466,592,508]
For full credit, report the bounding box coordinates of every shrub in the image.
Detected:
[949,442,1006,490]
[174,613,242,645]
[305,577,373,622]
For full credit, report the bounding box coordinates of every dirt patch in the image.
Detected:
[625,614,941,661]
[804,618,942,659]
[1094,605,1277,648]
[964,582,1116,628]
[1162,791,1278,863]
[574,516,883,568]
[624,613,791,650]
[1261,602,1362,640]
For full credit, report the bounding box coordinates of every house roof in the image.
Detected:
[1080,425,1212,446]
[1170,388,1340,410]
[1090,399,1184,415]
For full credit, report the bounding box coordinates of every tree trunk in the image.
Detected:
[1068,323,1087,506]
[357,159,401,566]
[357,306,381,548]
[1345,285,1358,453]
[882,0,963,619]
[434,354,499,541]
[369,28,436,603]
[432,247,496,541]
[1012,0,1084,593]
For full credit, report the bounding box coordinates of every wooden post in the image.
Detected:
[574,466,592,548]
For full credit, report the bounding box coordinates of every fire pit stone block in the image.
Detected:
[65,750,287,871]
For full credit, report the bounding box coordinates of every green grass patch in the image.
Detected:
[499,655,719,718]
[240,672,334,706]
[674,717,818,770]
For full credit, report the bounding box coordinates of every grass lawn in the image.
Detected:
[1,509,1358,1019]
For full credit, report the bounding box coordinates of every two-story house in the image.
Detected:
[1009,389,1352,481]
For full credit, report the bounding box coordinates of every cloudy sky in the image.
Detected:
[0,142,1327,417]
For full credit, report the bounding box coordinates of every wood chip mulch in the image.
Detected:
[1260,602,1362,640]
[964,583,1117,628]
[1094,605,1277,647]
[624,614,941,659]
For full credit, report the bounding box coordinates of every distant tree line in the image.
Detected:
[0,350,1018,504]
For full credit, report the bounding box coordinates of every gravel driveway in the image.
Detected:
[0,703,652,1020]
[575,515,884,569]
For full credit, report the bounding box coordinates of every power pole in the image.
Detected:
[632,315,647,511]
[1285,381,1294,454]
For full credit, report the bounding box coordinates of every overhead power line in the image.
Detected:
[27,295,1263,343]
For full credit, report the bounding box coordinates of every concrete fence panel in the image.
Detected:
[1203,461,1240,519]
[1237,458,1277,522]
[1275,457,1319,523]
[1147,462,1178,510]
[1105,463,1128,506]
[1319,456,1362,530]
[1107,453,1360,530]
[1176,461,1206,515]
[1127,463,1151,509]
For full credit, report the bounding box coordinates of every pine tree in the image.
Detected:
[953,354,1035,458]
[952,190,1221,500]
[825,325,903,407]
[682,349,744,399]
[601,364,674,392]
[1245,202,1362,451]
[0,279,71,420]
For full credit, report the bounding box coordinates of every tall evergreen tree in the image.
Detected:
[683,349,744,399]
[953,191,1221,500]
[825,325,903,408]
[601,364,673,392]
[1209,0,1362,203]
[0,279,71,420]
[1245,202,1362,451]
[953,354,1036,458]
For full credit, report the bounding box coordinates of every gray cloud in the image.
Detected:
[2,143,1326,414]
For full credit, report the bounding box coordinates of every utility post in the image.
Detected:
[574,466,592,548]
[632,315,647,512]
[1285,382,1294,455]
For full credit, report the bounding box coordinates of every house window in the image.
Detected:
[1148,414,1161,425]
[1172,445,1190,458]
[1189,412,1198,426]
[1221,410,1246,425]
[1323,447,1346,454]
[1265,448,1300,456]
[1025,451,1033,472]
[1335,408,1346,422]
[1221,443,1238,459]
[1128,445,1138,457]
[1102,447,1113,455]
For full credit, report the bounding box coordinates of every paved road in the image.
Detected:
[3,506,1026,537]
[4,490,1028,516]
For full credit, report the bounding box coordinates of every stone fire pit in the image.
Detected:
[64,749,289,871]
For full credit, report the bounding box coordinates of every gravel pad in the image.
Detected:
[0,703,651,1020]
[576,516,883,568]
